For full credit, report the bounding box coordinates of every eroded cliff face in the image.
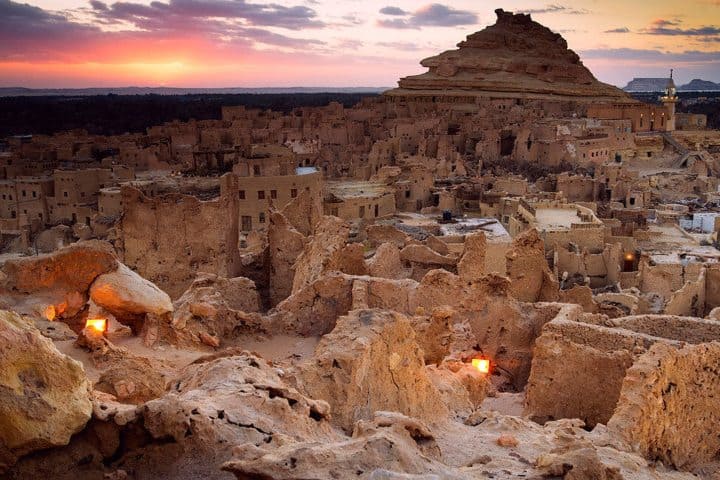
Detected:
[388,9,632,102]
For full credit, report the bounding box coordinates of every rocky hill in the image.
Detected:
[386,8,632,102]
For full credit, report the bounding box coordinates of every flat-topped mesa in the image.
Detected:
[386,8,633,102]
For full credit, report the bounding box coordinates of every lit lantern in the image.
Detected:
[624,252,635,261]
[85,318,108,334]
[472,358,490,374]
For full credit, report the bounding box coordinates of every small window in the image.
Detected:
[259,212,265,223]
[647,152,652,158]
[238,190,245,200]
[80,192,85,198]
[253,165,261,176]
[63,192,68,197]
[21,190,26,197]
[270,190,277,199]
[405,190,411,198]
[258,191,265,200]
[32,191,36,198]
[291,188,297,198]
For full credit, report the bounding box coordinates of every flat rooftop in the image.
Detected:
[534,207,584,230]
[325,181,392,200]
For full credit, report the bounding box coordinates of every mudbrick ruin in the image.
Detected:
[2,9,720,480]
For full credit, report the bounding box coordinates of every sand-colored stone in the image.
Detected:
[298,309,448,432]
[0,310,92,471]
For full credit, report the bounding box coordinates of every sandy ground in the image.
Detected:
[480,392,525,417]
[54,333,320,383]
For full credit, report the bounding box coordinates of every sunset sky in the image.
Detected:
[1,0,719,88]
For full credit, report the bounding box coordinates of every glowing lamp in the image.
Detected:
[85,318,107,334]
[472,358,490,374]
[624,252,635,261]
[44,305,56,321]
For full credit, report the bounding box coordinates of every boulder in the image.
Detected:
[1,240,117,295]
[90,263,173,317]
[0,310,92,471]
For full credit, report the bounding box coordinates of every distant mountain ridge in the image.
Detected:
[623,78,720,93]
[0,86,389,97]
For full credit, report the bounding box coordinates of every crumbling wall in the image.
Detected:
[608,342,720,471]
[664,269,706,317]
[120,174,240,298]
[525,315,639,427]
[526,312,720,427]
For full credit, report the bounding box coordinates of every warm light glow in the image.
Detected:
[624,252,635,261]
[85,318,107,333]
[43,305,56,321]
[472,358,490,374]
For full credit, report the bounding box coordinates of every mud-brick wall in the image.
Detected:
[120,174,239,298]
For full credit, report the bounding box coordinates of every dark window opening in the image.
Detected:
[257,190,265,200]
[239,190,245,199]
[500,132,516,156]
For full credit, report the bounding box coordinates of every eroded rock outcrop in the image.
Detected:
[166,272,262,347]
[137,352,339,477]
[0,310,92,471]
[297,309,448,432]
[223,412,451,480]
[291,215,350,293]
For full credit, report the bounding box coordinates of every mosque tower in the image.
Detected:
[660,69,678,131]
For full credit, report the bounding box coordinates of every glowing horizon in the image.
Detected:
[1,0,718,89]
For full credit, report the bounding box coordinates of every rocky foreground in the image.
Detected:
[0,193,718,479]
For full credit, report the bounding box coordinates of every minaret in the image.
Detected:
[660,69,678,131]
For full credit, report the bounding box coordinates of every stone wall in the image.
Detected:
[120,173,240,298]
[525,312,720,427]
[608,342,720,471]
